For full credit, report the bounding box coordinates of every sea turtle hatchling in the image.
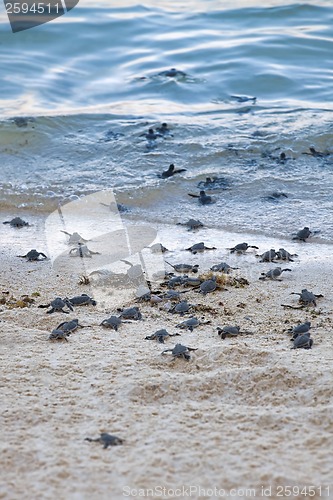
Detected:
[199,277,217,294]
[166,262,199,274]
[48,329,69,342]
[259,267,292,281]
[149,243,169,253]
[170,300,192,315]
[176,317,210,332]
[100,316,122,331]
[118,306,142,320]
[69,243,100,258]
[229,242,259,254]
[55,319,83,334]
[85,433,123,448]
[276,248,298,261]
[161,343,198,361]
[39,297,74,314]
[291,332,313,349]
[158,68,187,78]
[3,217,30,228]
[292,227,312,242]
[287,321,311,339]
[177,219,204,231]
[145,329,180,343]
[258,249,278,262]
[159,163,186,178]
[210,262,238,273]
[291,289,322,307]
[188,190,215,205]
[156,123,173,135]
[185,242,216,254]
[68,294,97,307]
[17,249,48,261]
[61,230,89,245]
[217,326,240,339]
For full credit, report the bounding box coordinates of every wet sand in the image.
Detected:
[0,216,332,500]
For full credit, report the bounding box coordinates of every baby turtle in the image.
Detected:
[68,294,97,307]
[140,128,162,141]
[258,249,278,262]
[145,329,180,343]
[158,68,186,78]
[259,267,292,281]
[69,243,100,258]
[288,321,311,338]
[17,249,48,261]
[149,243,169,253]
[177,219,204,231]
[210,262,237,273]
[276,248,298,261]
[185,242,216,254]
[156,123,173,135]
[100,316,122,331]
[170,300,192,315]
[3,217,30,228]
[230,94,256,104]
[199,277,217,295]
[302,147,326,158]
[162,343,197,361]
[197,177,230,190]
[176,316,209,331]
[61,230,89,245]
[291,289,322,307]
[56,319,83,334]
[182,276,202,287]
[48,329,69,342]
[167,275,186,288]
[188,190,215,205]
[121,260,145,282]
[217,326,240,339]
[291,332,313,349]
[229,242,259,254]
[85,433,123,448]
[166,262,199,274]
[39,297,74,314]
[118,306,142,320]
[292,227,312,242]
[160,163,186,178]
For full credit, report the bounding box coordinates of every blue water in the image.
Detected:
[0,0,333,242]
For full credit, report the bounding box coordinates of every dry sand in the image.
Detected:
[0,217,332,500]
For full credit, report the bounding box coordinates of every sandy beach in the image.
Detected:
[0,213,332,500]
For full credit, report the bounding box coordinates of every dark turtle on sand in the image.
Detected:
[291,332,313,349]
[292,227,312,242]
[276,248,298,262]
[167,275,186,288]
[61,230,89,245]
[68,294,97,307]
[85,433,123,449]
[283,289,323,309]
[156,123,173,135]
[48,329,69,342]
[166,262,199,274]
[176,316,210,331]
[149,243,169,253]
[258,249,278,262]
[145,328,180,343]
[118,306,142,320]
[288,321,311,339]
[210,262,238,273]
[40,297,74,314]
[188,190,215,205]
[100,316,122,331]
[229,242,259,254]
[259,267,292,281]
[217,326,240,339]
[161,343,197,361]
[159,163,186,178]
[177,219,204,231]
[158,68,186,78]
[199,277,217,295]
[69,243,100,258]
[185,242,216,254]
[55,319,83,334]
[182,276,202,287]
[170,300,192,315]
[3,217,30,228]
[17,249,48,261]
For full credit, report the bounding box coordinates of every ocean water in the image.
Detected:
[0,0,333,243]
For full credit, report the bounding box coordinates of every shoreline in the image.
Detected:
[1,211,332,498]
